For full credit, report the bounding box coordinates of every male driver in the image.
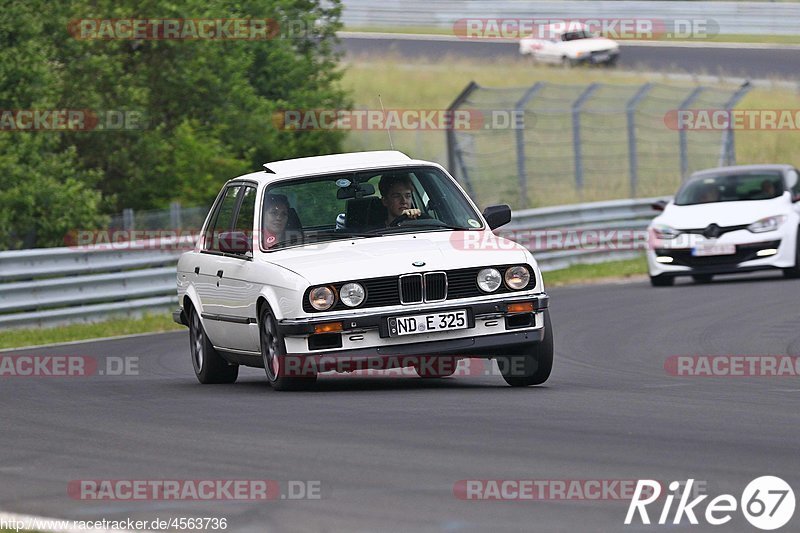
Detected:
[379,174,421,225]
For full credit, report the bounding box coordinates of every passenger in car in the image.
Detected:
[378,174,422,225]
[760,179,778,198]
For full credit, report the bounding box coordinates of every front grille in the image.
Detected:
[656,240,781,268]
[424,272,447,302]
[399,274,423,304]
[302,264,535,312]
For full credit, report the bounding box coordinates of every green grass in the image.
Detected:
[344,26,800,44]
[0,313,182,350]
[543,256,648,287]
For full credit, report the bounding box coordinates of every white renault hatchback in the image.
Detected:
[174,151,553,389]
[648,164,800,286]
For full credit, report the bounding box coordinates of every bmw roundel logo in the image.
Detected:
[412,261,425,267]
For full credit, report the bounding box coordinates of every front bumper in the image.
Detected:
[648,236,791,277]
[278,293,550,357]
[576,50,619,65]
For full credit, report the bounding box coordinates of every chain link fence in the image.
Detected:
[447,80,750,210]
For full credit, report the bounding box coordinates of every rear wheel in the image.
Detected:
[692,274,714,283]
[783,232,800,279]
[259,306,316,391]
[189,306,238,384]
[649,275,675,287]
[499,311,554,387]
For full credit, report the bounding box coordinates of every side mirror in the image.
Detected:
[218,231,251,254]
[651,200,667,212]
[482,204,512,230]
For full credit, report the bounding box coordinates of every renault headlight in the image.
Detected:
[747,215,787,233]
[652,224,680,240]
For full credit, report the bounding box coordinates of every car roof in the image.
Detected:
[228,151,437,186]
[689,164,795,180]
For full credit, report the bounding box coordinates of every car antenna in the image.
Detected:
[378,94,394,150]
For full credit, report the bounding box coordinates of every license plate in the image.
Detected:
[389,310,469,337]
[593,53,610,62]
[692,244,736,256]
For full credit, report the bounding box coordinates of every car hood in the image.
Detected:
[261,230,530,285]
[654,197,790,229]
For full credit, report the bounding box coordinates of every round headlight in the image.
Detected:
[477,268,502,292]
[504,266,530,290]
[309,286,335,311]
[339,282,365,307]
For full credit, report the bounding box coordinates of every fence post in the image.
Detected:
[678,87,704,180]
[123,208,135,231]
[514,82,546,209]
[718,81,751,166]
[170,201,182,230]
[626,83,653,198]
[572,83,600,192]
[446,81,480,196]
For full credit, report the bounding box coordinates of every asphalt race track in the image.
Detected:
[341,35,800,80]
[2,273,799,532]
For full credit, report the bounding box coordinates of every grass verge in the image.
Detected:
[543,256,648,287]
[0,313,182,351]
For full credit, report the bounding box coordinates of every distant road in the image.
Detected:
[340,33,800,80]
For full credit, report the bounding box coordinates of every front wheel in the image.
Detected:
[259,306,316,391]
[783,232,800,279]
[189,307,238,384]
[650,274,675,287]
[498,311,554,387]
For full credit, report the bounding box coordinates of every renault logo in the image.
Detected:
[412,261,425,267]
[703,224,721,239]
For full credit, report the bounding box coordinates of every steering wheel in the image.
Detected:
[387,213,410,227]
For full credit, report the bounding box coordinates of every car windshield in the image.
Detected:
[261,166,483,250]
[561,30,594,41]
[674,173,785,206]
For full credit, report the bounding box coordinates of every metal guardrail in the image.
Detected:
[340,1,800,36]
[0,198,664,329]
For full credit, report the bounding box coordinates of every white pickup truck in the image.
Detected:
[519,23,620,67]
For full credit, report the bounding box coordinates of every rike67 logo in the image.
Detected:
[625,477,795,530]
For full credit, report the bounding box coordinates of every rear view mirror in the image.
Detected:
[651,200,667,211]
[218,231,251,254]
[336,182,375,200]
[483,204,511,230]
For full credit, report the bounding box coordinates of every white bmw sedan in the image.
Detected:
[174,151,552,390]
[648,164,800,286]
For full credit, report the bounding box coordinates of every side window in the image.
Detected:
[233,186,257,251]
[791,169,800,196]
[204,185,241,251]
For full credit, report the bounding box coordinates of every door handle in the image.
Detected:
[194,267,200,274]
[216,270,224,278]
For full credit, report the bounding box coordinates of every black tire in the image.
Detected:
[259,306,316,391]
[783,231,800,279]
[649,275,675,287]
[692,274,714,283]
[188,306,238,384]
[498,311,554,387]
[414,356,458,378]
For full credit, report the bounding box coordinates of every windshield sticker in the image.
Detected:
[336,178,351,188]
[468,218,481,228]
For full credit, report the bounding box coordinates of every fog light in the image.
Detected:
[314,322,343,334]
[756,248,778,257]
[507,302,534,313]
[656,256,674,264]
